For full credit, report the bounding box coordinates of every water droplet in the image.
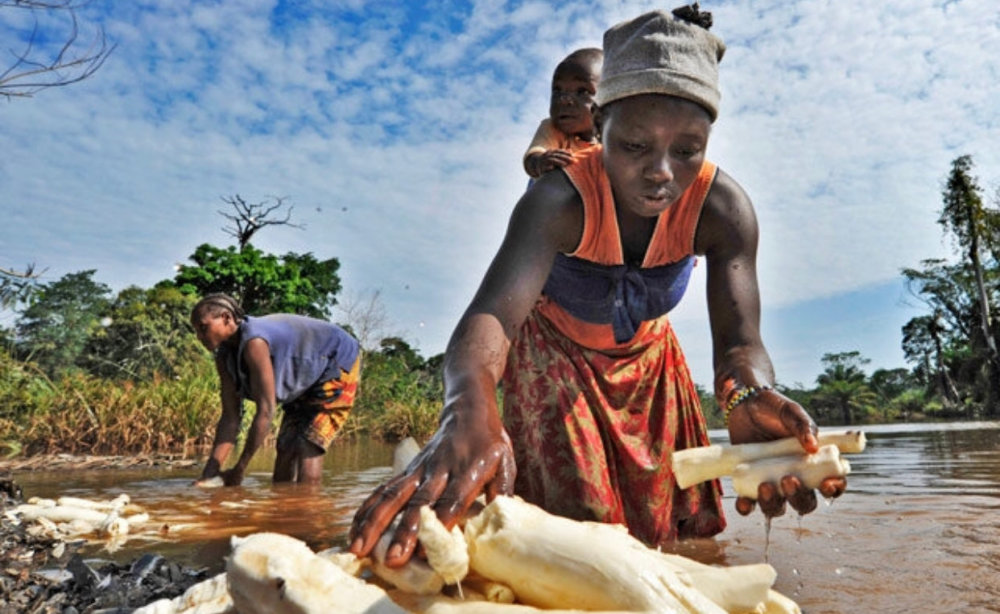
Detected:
[792,568,800,576]
[763,518,772,563]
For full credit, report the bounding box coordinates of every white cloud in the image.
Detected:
[1,0,997,385]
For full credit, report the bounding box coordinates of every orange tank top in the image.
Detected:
[537,147,717,350]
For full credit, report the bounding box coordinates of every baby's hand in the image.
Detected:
[537,149,575,173]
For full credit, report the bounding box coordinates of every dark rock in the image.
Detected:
[0,476,208,613]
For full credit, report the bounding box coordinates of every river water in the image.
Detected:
[10,421,1000,613]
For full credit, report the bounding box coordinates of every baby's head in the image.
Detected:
[549,47,603,139]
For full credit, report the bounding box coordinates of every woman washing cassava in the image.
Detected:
[350,5,848,566]
[190,294,360,486]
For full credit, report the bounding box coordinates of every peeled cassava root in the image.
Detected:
[5,493,150,541]
[139,496,800,614]
[226,532,408,614]
[671,430,867,495]
[131,572,235,614]
[464,496,791,614]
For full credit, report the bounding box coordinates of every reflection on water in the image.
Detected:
[12,440,397,573]
[11,422,1000,613]
[686,421,1000,614]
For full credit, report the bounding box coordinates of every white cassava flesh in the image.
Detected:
[315,547,366,576]
[461,576,516,604]
[137,499,800,613]
[14,504,111,525]
[11,502,141,538]
[394,437,422,475]
[127,435,804,613]
[389,592,642,613]
[226,532,408,614]
[671,430,866,489]
[729,444,851,499]
[464,496,792,614]
[371,528,447,595]
[417,505,469,586]
[56,493,142,513]
[132,572,235,614]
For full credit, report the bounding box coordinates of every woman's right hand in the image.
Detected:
[347,407,516,567]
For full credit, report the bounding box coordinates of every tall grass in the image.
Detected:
[0,349,447,458]
[0,355,220,456]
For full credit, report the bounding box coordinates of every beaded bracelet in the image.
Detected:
[724,384,773,417]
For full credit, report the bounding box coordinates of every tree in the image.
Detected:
[0,263,43,307]
[218,194,303,250]
[79,285,202,380]
[335,289,400,353]
[812,351,877,425]
[868,367,914,404]
[169,243,342,318]
[938,155,1000,415]
[901,312,960,408]
[14,270,110,377]
[1,0,115,100]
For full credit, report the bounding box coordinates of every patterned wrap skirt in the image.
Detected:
[501,308,725,547]
[277,357,360,452]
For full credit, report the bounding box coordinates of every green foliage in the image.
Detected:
[0,265,41,308]
[816,351,869,384]
[900,154,1000,416]
[939,155,993,254]
[80,285,203,380]
[885,388,932,422]
[696,383,724,430]
[811,352,877,424]
[169,243,341,318]
[351,338,444,442]
[0,352,220,455]
[15,270,111,378]
[868,367,917,405]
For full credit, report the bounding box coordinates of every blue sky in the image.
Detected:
[2,0,998,388]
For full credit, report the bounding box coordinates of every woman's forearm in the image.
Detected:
[234,403,274,473]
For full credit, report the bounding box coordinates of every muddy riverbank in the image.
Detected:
[0,474,207,614]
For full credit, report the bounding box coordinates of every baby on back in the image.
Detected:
[523,47,603,179]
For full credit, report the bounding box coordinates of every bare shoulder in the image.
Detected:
[695,167,758,257]
[510,170,584,253]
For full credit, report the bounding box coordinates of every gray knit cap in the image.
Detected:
[596,7,726,121]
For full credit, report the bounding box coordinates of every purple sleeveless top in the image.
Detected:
[223,314,359,404]
[542,254,695,344]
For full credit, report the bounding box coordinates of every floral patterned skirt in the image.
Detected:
[501,308,725,546]
[278,357,360,451]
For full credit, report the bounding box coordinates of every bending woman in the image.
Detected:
[350,6,847,566]
[190,293,360,486]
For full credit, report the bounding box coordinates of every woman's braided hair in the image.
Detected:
[191,293,246,324]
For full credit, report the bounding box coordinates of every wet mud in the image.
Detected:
[0,475,206,614]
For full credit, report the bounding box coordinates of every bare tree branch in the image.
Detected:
[335,288,401,353]
[218,194,304,249]
[1,0,116,100]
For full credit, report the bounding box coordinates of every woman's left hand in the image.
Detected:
[726,388,848,518]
